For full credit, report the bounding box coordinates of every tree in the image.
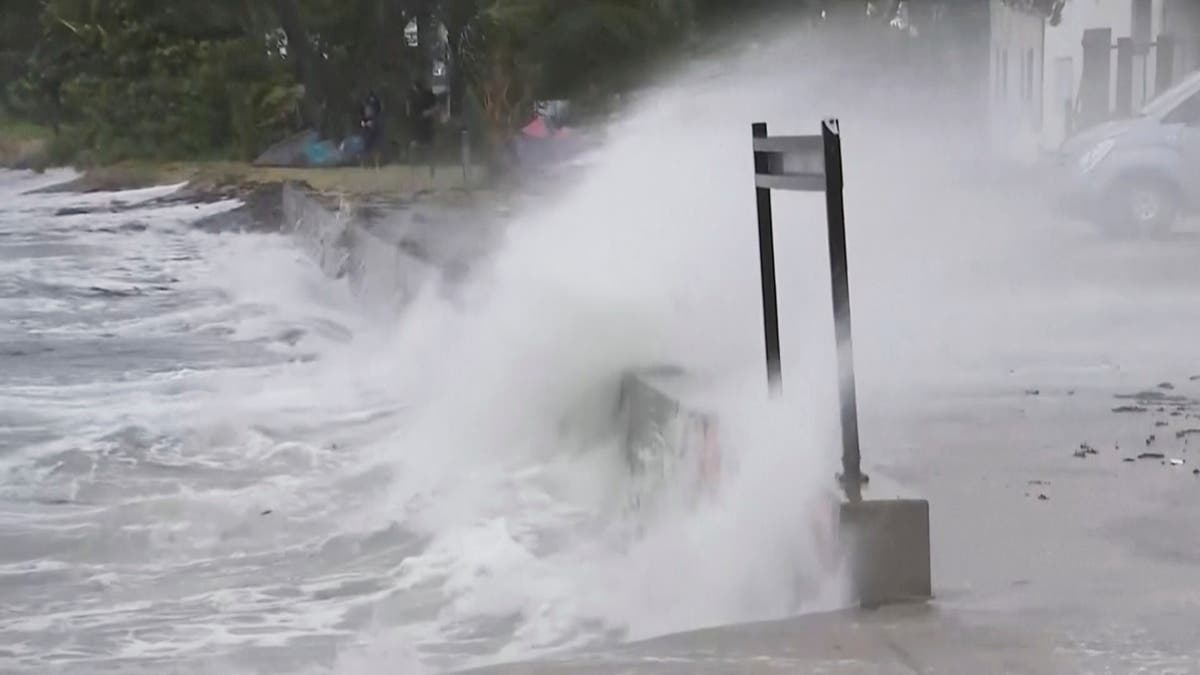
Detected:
[10,0,300,161]
[0,0,828,166]
[1002,0,1068,25]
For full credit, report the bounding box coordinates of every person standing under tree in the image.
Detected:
[359,91,384,166]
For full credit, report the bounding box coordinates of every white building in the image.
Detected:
[989,0,1200,161]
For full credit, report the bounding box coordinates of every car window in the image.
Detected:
[1140,72,1200,118]
[1163,90,1200,126]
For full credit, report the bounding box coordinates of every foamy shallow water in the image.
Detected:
[0,170,423,673]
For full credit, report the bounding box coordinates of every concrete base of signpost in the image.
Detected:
[839,498,932,608]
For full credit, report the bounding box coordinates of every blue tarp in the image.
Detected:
[254,129,368,168]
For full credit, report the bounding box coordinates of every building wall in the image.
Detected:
[989,1,1046,161]
[1041,0,1166,149]
[990,0,1179,158]
[1164,0,1200,76]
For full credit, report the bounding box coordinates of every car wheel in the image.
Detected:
[1102,178,1178,238]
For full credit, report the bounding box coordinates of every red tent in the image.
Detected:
[521,117,572,139]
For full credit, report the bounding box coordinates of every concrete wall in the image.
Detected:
[989,1,1047,161]
[618,368,721,513]
[1165,0,1200,78]
[281,185,722,508]
[281,183,436,312]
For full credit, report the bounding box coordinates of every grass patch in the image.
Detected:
[0,119,51,168]
[0,118,52,142]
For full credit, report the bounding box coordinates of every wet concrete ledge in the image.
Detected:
[455,604,1061,674]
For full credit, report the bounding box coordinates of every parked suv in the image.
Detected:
[1057,70,1200,236]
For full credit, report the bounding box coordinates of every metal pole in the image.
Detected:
[821,119,865,496]
[461,128,471,191]
[752,122,782,396]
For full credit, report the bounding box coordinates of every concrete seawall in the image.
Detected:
[282,183,437,311]
[280,184,720,502]
[618,367,722,510]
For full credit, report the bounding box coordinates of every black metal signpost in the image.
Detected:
[751,119,868,500]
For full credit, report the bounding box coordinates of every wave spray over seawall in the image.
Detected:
[0,21,1024,674]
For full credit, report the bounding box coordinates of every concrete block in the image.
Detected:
[839,498,931,608]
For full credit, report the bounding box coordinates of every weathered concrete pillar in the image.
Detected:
[839,497,932,608]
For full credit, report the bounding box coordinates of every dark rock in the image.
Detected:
[1146,435,1156,446]
[261,509,273,516]
[1193,468,1199,475]
[277,328,305,346]
[192,183,284,233]
[1116,390,1187,402]
[1073,450,1088,458]
[1037,494,1049,501]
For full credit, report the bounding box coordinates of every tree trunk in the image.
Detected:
[476,42,531,175]
[273,0,329,133]
[415,0,436,82]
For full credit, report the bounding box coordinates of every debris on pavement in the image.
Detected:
[1146,435,1156,446]
[1138,452,1166,460]
[1037,494,1049,501]
[1170,458,1186,466]
[1123,457,1136,463]
[1117,390,1188,403]
[1176,429,1200,440]
[1113,406,1148,413]
[1156,421,1169,427]
[1158,382,1175,390]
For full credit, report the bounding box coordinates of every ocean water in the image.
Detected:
[0,36,854,671]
